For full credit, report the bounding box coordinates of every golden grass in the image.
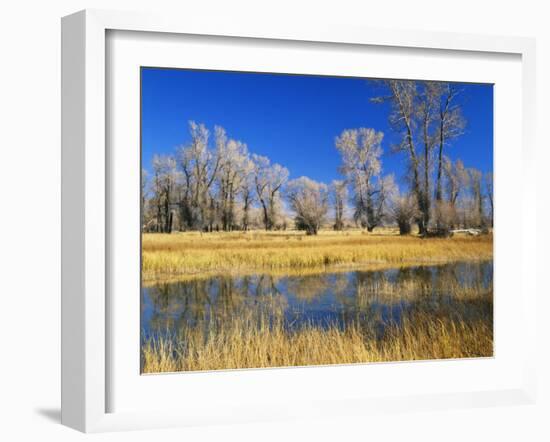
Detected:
[141,229,493,373]
[142,229,493,281]
[141,302,493,373]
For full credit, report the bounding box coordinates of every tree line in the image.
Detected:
[142,80,493,236]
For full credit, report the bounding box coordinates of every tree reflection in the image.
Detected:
[142,261,493,340]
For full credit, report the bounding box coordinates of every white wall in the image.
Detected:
[0,1,548,440]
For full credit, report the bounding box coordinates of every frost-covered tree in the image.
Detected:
[252,154,289,230]
[151,154,178,233]
[434,84,465,203]
[176,121,222,230]
[468,168,484,228]
[286,177,329,235]
[372,80,467,234]
[484,172,493,227]
[216,128,249,231]
[443,157,468,207]
[335,128,391,231]
[417,81,440,230]
[389,191,419,235]
[440,157,468,228]
[239,157,256,231]
[141,169,148,228]
[372,80,427,233]
[330,179,348,230]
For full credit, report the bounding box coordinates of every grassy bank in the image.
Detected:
[141,301,493,373]
[142,229,493,281]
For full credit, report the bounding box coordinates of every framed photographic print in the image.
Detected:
[61,9,537,432]
[139,68,494,374]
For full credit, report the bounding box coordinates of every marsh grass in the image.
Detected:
[142,230,493,281]
[141,302,493,373]
[141,230,493,373]
[141,278,493,373]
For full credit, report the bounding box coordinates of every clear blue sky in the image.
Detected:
[141,68,493,187]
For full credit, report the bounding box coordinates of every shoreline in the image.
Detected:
[142,256,493,286]
[142,230,493,284]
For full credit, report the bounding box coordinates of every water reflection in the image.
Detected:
[141,261,493,341]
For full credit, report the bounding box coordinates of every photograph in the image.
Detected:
[139,68,494,374]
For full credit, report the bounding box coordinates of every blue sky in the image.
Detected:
[141,68,493,188]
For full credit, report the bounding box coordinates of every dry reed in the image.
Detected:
[142,230,493,281]
[141,293,493,373]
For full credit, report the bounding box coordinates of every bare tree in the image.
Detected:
[373,80,466,234]
[286,177,329,235]
[142,114,485,236]
[434,84,465,203]
[468,168,484,227]
[151,155,178,233]
[441,157,469,228]
[151,156,163,232]
[141,169,148,229]
[389,192,419,235]
[417,82,440,230]
[252,154,289,230]
[330,179,348,230]
[372,80,429,233]
[239,158,256,231]
[443,157,468,207]
[176,121,222,231]
[176,143,194,230]
[216,129,249,231]
[484,172,493,227]
[335,128,389,231]
[440,160,486,229]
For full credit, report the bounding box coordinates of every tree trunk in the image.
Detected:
[167,211,173,233]
[423,146,430,230]
[156,203,162,232]
[417,219,426,236]
[398,220,412,235]
[260,201,269,230]
[406,128,425,235]
[242,204,249,231]
[268,198,276,230]
[306,225,318,235]
[435,134,444,202]
[414,189,427,235]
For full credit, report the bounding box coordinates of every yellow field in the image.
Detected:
[142,229,493,281]
[141,229,493,373]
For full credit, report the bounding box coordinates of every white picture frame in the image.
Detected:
[61,9,537,433]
